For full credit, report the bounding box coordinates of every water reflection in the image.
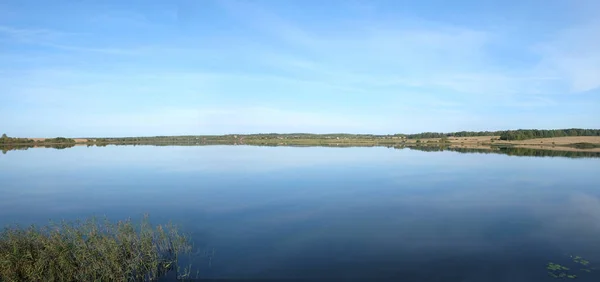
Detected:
[2,143,600,159]
[1,146,599,281]
[1,144,75,154]
[407,146,600,158]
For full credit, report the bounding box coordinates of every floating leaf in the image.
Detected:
[548,263,566,271]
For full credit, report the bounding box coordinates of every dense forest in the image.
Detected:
[400,128,600,140]
[496,129,600,140]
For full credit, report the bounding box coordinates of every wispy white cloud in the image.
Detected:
[216,0,573,107]
[534,20,600,93]
[0,25,76,42]
[87,11,153,27]
[43,43,148,55]
[0,24,152,55]
[221,0,600,108]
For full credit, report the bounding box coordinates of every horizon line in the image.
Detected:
[5,127,600,139]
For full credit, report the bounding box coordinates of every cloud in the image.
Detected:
[0,24,149,55]
[0,25,75,42]
[42,43,147,55]
[0,65,570,136]
[88,11,153,27]
[535,20,600,93]
[217,0,571,103]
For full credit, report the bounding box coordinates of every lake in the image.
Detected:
[1,145,600,281]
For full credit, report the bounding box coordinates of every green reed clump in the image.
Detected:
[0,215,192,281]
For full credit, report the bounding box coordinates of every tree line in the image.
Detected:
[497,129,600,140]
[397,128,600,140]
[39,137,76,144]
[0,134,75,145]
[0,134,34,145]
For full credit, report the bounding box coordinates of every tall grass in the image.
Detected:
[0,215,192,281]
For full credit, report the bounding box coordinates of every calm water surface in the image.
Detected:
[2,146,600,281]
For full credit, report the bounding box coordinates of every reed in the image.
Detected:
[0,215,192,281]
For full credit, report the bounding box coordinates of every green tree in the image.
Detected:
[1,133,7,139]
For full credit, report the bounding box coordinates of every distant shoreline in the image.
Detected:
[2,129,600,153]
[2,136,600,154]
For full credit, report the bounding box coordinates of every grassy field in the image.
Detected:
[501,136,600,145]
[398,136,600,153]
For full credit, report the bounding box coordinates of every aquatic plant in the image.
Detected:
[547,263,575,279]
[547,255,598,279]
[572,256,590,266]
[0,215,192,281]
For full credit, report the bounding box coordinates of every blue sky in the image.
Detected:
[1,0,599,137]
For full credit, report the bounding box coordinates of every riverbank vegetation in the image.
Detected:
[0,134,34,145]
[38,137,76,144]
[0,134,75,145]
[0,215,192,281]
